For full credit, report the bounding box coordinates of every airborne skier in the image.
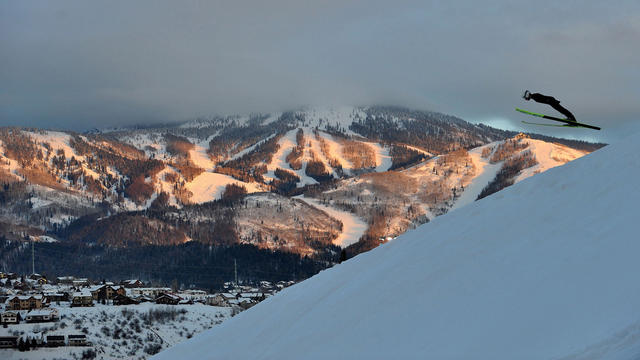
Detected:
[522,90,576,122]
[517,91,601,130]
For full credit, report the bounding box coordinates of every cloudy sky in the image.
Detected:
[1,1,638,142]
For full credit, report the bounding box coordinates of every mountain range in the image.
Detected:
[0,106,604,286]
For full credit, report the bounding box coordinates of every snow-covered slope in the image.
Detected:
[295,195,367,248]
[154,133,640,360]
[186,172,263,204]
[450,137,586,212]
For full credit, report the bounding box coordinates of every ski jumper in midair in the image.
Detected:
[523,91,576,122]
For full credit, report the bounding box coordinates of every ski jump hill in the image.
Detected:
[155,133,640,360]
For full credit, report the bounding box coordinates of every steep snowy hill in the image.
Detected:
[154,134,639,360]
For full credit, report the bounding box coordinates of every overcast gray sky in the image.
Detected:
[1,1,639,142]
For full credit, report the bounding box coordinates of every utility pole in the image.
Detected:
[31,238,35,275]
[234,259,238,288]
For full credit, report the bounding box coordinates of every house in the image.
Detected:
[276,280,295,290]
[259,281,275,292]
[25,308,58,323]
[122,279,144,288]
[46,335,65,347]
[239,292,266,302]
[235,293,263,310]
[182,289,207,302]
[205,294,229,307]
[44,292,69,303]
[7,295,44,310]
[29,274,47,284]
[132,295,155,303]
[90,285,126,301]
[207,292,241,307]
[5,273,18,280]
[68,334,88,346]
[113,294,139,306]
[0,336,18,348]
[130,287,171,299]
[1,311,21,325]
[56,276,75,285]
[71,292,93,307]
[12,281,29,291]
[72,278,90,287]
[155,292,182,305]
[237,300,255,310]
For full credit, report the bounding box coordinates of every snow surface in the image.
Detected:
[119,133,167,158]
[316,132,355,173]
[189,139,216,170]
[368,142,392,172]
[450,138,585,213]
[36,235,58,243]
[186,172,262,204]
[517,139,587,182]
[25,130,77,159]
[295,196,367,248]
[29,196,54,209]
[449,143,501,212]
[300,106,365,135]
[403,144,433,157]
[1,303,231,360]
[0,144,24,180]
[230,134,276,161]
[155,134,640,360]
[266,129,318,186]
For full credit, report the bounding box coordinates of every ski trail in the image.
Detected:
[368,143,392,172]
[296,196,367,248]
[449,145,501,212]
[190,138,216,171]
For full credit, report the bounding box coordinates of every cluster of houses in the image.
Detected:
[1,272,296,327]
[0,272,296,352]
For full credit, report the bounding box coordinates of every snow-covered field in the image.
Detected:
[186,172,262,203]
[154,133,640,360]
[516,138,587,182]
[450,138,585,212]
[1,303,231,360]
[189,143,216,171]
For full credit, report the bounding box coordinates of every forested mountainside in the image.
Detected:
[0,106,604,286]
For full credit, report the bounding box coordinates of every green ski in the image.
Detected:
[515,108,601,130]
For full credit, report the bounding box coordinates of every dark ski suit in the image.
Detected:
[528,93,576,121]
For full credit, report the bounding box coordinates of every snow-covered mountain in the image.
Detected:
[0,106,606,288]
[153,132,638,360]
[0,107,600,254]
